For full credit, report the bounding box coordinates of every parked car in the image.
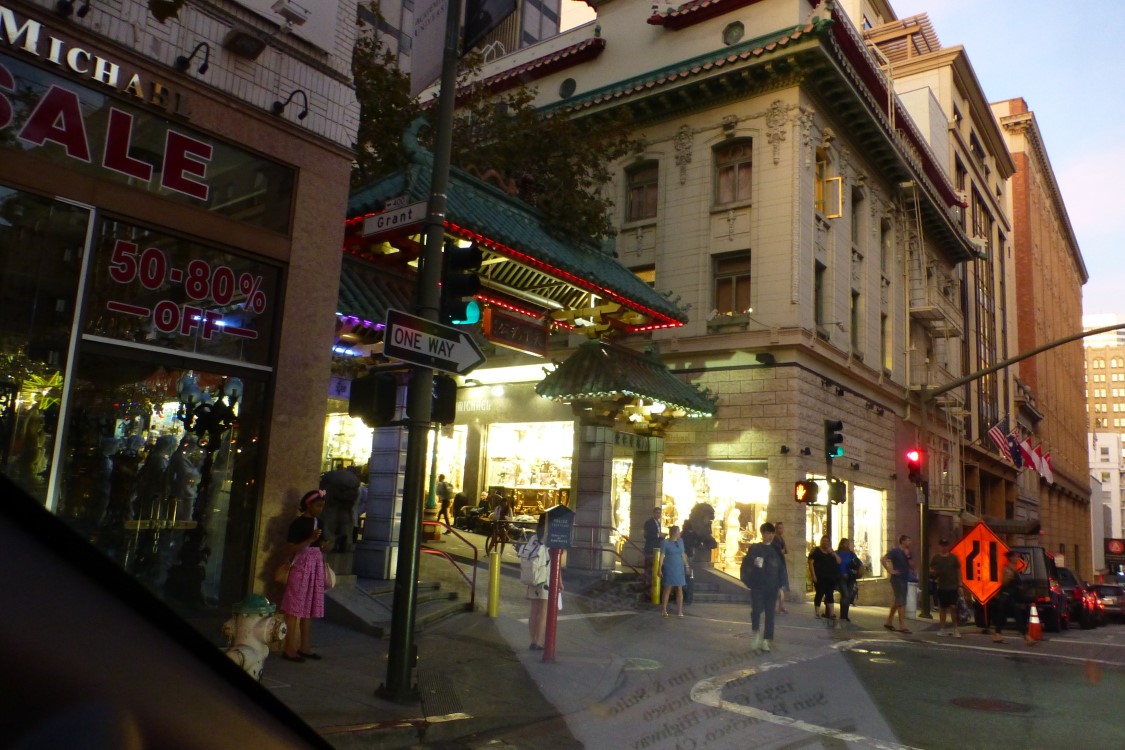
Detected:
[1058,566,1099,629]
[1087,583,1125,621]
[973,546,1069,632]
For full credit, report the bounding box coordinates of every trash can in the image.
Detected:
[906,581,919,619]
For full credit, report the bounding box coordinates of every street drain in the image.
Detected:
[950,697,1033,714]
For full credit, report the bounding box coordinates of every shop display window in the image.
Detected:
[663,461,769,576]
[485,421,572,515]
[56,351,267,609]
[0,186,90,504]
[323,406,374,473]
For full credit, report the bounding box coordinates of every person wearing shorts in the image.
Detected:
[930,537,963,637]
[881,535,913,633]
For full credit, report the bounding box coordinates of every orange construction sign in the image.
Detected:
[950,522,1009,604]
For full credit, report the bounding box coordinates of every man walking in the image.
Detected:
[930,537,963,637]
[436,474,454,533]
[881,534,913,633]
[741,522,785,652]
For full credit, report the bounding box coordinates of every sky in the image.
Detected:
[559,0,1122,318]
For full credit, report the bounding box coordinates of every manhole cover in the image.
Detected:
[950,697,1033,714]
[623,658,662,671]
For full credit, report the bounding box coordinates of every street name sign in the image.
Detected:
[951,522,1009,604]
[362,201,427,237]
[384,308,486,375]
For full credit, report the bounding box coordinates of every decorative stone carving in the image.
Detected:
[673,124,693,185]
[765,99,788,164]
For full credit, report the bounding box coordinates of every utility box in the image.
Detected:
[543,504,575,549]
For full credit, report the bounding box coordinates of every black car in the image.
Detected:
[1057,566,1099,629]
[973,546,1069,632]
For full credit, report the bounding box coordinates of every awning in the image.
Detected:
[536,339,715,418]
[336,256,414,328]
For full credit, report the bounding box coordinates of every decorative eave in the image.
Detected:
[648,0,817,30]
[477,36,607,97]
[536,339,716,418]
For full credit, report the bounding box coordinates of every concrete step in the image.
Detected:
[325,579,472,639]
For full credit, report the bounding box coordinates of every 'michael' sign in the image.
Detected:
[0,4,212,201]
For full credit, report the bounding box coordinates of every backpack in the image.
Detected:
[519,537,549,586]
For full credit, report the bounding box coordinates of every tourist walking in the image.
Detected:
[930,537,963,637]
[881,534,914,633]
[835,538,862,622]
[660,525,690,617]
[741,522,785,652]
[773,520,789,614]
[808,535,841,620]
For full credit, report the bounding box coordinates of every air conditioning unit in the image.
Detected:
[272,0,310,26]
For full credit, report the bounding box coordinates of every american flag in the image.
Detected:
[987,417,1013,463]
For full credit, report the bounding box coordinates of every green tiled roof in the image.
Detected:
[536,339,715,417]
[348,126,687,327]
[337,256,414,326]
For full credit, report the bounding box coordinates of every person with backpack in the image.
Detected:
[518,515,553,650]
[740,522,785,652]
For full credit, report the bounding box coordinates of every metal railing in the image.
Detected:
[420,520,478,610]
[570,523,645,577]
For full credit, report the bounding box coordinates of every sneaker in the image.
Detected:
[761,640,772,653]
[751,631,764,651]
[953,630,962,639]
[938,629,949,636]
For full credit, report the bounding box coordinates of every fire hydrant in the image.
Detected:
[222,594,286,680]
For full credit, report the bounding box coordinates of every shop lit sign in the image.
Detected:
[104,239,267,341]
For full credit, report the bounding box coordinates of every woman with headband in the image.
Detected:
[280,489,331,662]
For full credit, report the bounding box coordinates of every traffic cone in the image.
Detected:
[1027,603,1042,641]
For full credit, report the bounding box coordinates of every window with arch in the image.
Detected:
[714,139,752,205]
[625,161,659,222]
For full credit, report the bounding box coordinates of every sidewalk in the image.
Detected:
[261,533,626,749]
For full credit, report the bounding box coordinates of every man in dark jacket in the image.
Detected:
[741,522,784,652]
[643,507,662,586]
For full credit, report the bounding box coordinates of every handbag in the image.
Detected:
[324,562,337,591]
[274,559,292,585]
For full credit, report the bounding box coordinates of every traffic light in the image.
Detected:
[440,239,483,325]
[794,480,820,504]
[828,480,846,505]
[905,448,923,484]
[824,419,844,458]
[431,374,457,425]
[349,372,397,427]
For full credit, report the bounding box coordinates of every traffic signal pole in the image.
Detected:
[379,0,462,703]
[912,321,1125,623]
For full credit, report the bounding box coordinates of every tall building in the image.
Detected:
[1089,433,1123,539]
[992,97,1091,578]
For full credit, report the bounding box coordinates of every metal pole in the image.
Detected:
[380,0,462,703]
[825,456,833,543]
[542,547,563,663]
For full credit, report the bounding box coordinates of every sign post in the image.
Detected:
[541,504,574,664]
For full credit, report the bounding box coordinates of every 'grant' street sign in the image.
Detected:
[383,308,486,375]
[362,201,427,237]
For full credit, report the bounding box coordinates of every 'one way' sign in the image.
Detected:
[383,309,486,376]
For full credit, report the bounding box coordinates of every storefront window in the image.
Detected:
[0,53,295,233]
[83,219,281,366]
[485,421,572,514]
[664,461,769,576]
[323,405,374,473]
[852,485,884,577]
[56,351,267,608]
[0,186,90,504]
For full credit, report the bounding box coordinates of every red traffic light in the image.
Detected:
[905,448,923,484]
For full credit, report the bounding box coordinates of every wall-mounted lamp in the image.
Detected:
[780,445,790,454]
[850,462,860,470]
[175,42,211,75]
[223,28,268,60]
[889,472,898,481]
[272,89,308,120]
[876,407,885,416]
[835,386,845,397]
[821,378,832,388]
[866,401,875,410]
[800,447,812,456]
[56,0,91,17]
[755,352,776,365]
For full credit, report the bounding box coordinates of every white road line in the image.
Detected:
[689,646,925,750]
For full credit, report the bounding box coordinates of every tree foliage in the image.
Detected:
[352,9,638,242]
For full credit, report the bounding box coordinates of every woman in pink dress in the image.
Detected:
[280,489,330,662]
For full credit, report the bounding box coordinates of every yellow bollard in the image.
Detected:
[487,550,502,617]
[650,553,661,605]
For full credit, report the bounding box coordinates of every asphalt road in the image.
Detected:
[466,600,1125,750]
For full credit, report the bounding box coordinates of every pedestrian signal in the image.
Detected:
[794,480,820,504]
